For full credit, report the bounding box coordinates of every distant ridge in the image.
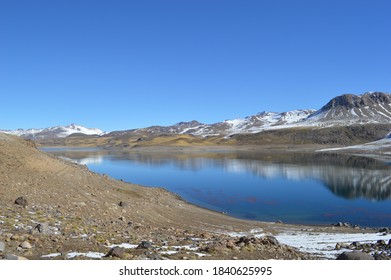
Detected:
[0,124,104,140]
[2,92,391,140]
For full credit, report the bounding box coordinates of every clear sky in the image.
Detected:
[1,0,390,131]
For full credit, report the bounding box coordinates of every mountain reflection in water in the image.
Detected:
[43,148,391,227]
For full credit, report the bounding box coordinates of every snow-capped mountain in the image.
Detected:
[127,92,391,138]
[105,110,316,138]
[106,92,391,139]
[186,110,316,137]
[0,124,104,139]
[3,92,391,140]
[306,92,391,126]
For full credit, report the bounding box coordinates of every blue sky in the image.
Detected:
[1,0,390,131]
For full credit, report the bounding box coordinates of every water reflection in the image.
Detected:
[46,149,391,202]
[42,148,391,226]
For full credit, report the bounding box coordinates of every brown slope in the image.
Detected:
[231,124,391,146]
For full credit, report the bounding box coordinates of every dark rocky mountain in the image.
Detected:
[307,92,391,125]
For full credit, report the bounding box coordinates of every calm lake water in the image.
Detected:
[43,148,391,227]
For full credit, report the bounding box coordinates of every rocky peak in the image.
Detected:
[174,120,203,127]
[321,92,391,111]
[361,92,391,104]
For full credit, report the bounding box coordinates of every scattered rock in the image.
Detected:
[351,241,361,247]
[138,241,152,249]
[33,223,54,235]
[118,201,129,208]
[0,241,5,252]
[226,240,236,249]
[19,241,32,250]
[336,251,374,260]
[374,252,391,260]
[335,243,349,250]
[106,246,125,258]
[236,237,251,245]
[10,235,21,241]
[3,233,12,241]
[200,233,212,239]
[265,236,279,246]
[4,254,28,260]
[149,253,163,260]
[377,240,386,246]
[334,222,351,227]
[15,197,28,207]
[275,220,283,224]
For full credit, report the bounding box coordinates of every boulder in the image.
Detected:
[137,241,152,249]
[118,201,130,208]
[226,240,236,249]
[351,241,361,248]
[336,251,374,260]
[149,253,163,260]
[19,241,32,250]
[4,254,28,260]
[15,197,28,207]
[0,241,5,252]
[265,236,280,246]
[377,240,386,246]
[33,223,54,235]
[106,247,125,258]
[378,227,389,233]
[335,243,349,250]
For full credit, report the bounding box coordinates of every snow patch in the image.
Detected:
[318,137,391,152]
[66,251,105,259]
[222,228,264,238]
[276,231,390,259]
[107,243,138,249]
[41,253,62,258]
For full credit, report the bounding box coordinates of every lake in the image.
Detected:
[42,148,391,227]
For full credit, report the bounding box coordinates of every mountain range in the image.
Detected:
[1,92,391,140]
[0,124,104,140]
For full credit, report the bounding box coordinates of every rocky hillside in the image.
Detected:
[232,124,391,146]
[307,92,391,125]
